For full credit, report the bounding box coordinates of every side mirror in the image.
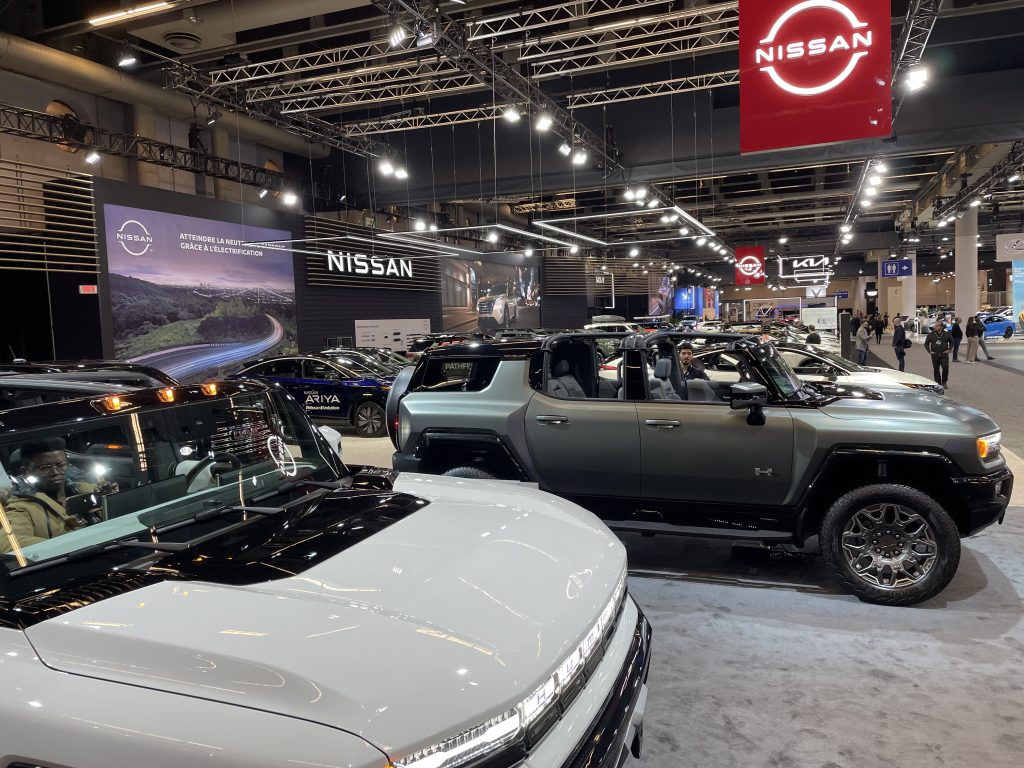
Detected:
[730,381,768,410]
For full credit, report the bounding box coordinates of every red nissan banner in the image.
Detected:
[735,246,766,285]
[739,0,892,153]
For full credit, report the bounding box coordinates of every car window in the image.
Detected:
[304,359,339,380]
[700,351,746,384]
[414,357,500,393]
[0,390,339,570]
[265,359,301,377]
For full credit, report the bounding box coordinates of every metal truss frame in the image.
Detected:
[892,0,942,119]
[0,102,346,199]
[372,0,622,172]
[343,105,504,136]
[529,21,737,80]
[466,0,677,41]
[280,73,484,113]
[568,70,739,108]
[934,141,1024,221]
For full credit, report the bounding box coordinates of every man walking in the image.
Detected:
[892,317,908,372]
[873,315,884,345]
[924,319,954,388]
[950,317,963,361]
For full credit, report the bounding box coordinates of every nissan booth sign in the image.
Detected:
[739,0,892,153]
[735,246,766,285]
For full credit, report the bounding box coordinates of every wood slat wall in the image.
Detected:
[0,159,97,274]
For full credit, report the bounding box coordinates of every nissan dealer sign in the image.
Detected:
[740,0,891,153]
[735,246,766,285]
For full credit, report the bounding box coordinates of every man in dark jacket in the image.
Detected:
[891,317,908,372]
[950,317,964,361]
[805,325,822,345]
[924,320,954,387]
[873,315,884,345]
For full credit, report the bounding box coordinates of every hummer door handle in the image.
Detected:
[536,415,569,424]
[644,419,681,429]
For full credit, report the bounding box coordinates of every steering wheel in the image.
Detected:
[184,451,242,489]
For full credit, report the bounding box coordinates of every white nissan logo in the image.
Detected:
[115,219,153,256]
[737,255,764,278]
[756,0,873,97]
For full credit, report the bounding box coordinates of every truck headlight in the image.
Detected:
[977,431,1002,460]
[393,571,628,768]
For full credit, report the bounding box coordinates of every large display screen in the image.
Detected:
[440,257,541,333]
[673,285,720,320]
[103,204,296,382]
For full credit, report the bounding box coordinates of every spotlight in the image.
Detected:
[524,248,534,257]
[969,198,982,207]
[860,199,872,208]
[1009,173,1021,183]
[874,161,888,174]
[84,150,101,165]
[937,220,947,227]
[487,230,499,243]
[647,199,659,208]
[629,247,639,257]
[635,187,647,200]
[258,188,269,199]
[282,191,298,206]
[570,244,580,254]
[696,236,707,246]
[679,227,689,236]
[571,148,588,166]
[778,236,788,244]
[389,25,409,47]
[414,219,426,231]
[624,187,635,201]
[535,114,553,132]
[633,262,639,268]
[395,167,409,180]
[904,67,929,92]
[503,106,521,123]
[840,224,852,233]
[864,186,877,197]
[868,174,882,186]
[117,51,138,68]
[558,142,571,156]
[378,159,395,176]
[206,110,222,126]
[429,224,438,231]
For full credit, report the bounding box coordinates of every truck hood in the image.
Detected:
[820,387,999,436]
[25,475,625,757]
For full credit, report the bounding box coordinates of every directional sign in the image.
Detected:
[881,259,913,278]
[833,290,849,298]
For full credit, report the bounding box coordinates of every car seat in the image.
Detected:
[682,379,718,402]
[648,358,681,400]
[547,359,588,399]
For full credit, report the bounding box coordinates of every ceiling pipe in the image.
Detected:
[0,32,329,158]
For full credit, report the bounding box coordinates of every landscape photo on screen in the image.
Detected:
[440,257,541,333]
[104,204,296,382]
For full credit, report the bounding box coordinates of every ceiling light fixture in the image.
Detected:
[1009,173,1021,183]
[535,114,553,132]
[969,198,982,207]
[840,224,852,233]
[905,66,929,92]
[206,110,221,126]
[647,199,659,208]
[778,236,788,244]
[395,167,409,180]
[84,150,101,165]
[623,187,635,201]
[378,160,394,176]
[696,236,707,246]
[117,51,138,68]
[524,248,534,257]
[503,106,521,123]
[282,191,298,206]
[569,244,580,254]
[558,142,571,156]
[860,199,872,208]
[389,25,409,47]
[572,148,588,166]
[258,188,269,199]
[414,219,426,231]
[868,174,882,186]
[635,187,647,200]
[88,1,171,27]
[874,161,888,174]
[864,186,877,197]
[487,230,499,243]
[679,227,690,236]
[629,247,639,257]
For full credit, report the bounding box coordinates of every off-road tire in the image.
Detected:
[442,466,497,480]
[820,483,960,606]
[352,401,387,438]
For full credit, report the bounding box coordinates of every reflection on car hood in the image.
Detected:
[820,387,999,435]
[26,475,625,756]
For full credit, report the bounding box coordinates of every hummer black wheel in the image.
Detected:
[820,484,961,606]
[353,401,386,438]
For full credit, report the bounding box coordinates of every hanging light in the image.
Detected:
[904,67,929,92]
[864,186,877,197]
[487,230,499,243]
[558,141,572,156]
[389,25,409,47]
[778,236,788,244]
[679,227,689,236]
[840,224,852,233]
[378,159,395,176]
[623,187,635,201]
[874,161,888,174]
[868,174,882,186]
[282,191,298,206]
[429,223,438,231]
[503,106,521,123]
[258,188,269,199]
[535,114,553,132]
[117,50,138,68]
[969,197,982,207]
[571,148,588,166]
[646,199,659,208]
[629,247,639,257]
[414,219,426,231]
[696,236,707,246]
[569,244,580,254]
[395,167,409,180]
[635,187,647,200]
[84,150,101,165]
[860,199,872,208]
[524,248,534,257]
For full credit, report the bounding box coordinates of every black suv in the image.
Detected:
[387,332,1012,605]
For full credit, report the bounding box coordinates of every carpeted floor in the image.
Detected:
[628,500,1024,768]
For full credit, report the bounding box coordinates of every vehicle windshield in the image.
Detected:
[327,357,391,379]
[751,344,807,400]
[0,389,341,570]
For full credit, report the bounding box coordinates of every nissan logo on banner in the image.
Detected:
[735,246,766,285]
[739,0,891,153]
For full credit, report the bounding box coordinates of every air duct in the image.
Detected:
[0,32,330,159]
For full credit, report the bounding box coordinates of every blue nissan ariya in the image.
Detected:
[231,353,393,437]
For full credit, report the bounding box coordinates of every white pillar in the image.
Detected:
[955,207,979,319]
[901,251,917,319]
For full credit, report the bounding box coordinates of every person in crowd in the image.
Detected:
[964,316,980,363]
[975,315,996,361]
[950,317,964,361]
[892,316,908,372]
[0,438,116,554]
[851,315,862,335]
[855,322,871,365]
[925,319,954,388]
[677,343,710,381]
[805,325,821,345]
[883,313,890,331]
[873,315,884,345]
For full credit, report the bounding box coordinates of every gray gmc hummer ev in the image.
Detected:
[387,332,1012,606]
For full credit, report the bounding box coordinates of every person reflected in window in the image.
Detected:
[805,325,821,345]
[0,438,115,554]
[677,343,710,382]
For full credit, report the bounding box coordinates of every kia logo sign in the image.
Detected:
[735,246,766,285]
[740,0,891,154]
[115,219,153,256]
[755,0,873,96]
